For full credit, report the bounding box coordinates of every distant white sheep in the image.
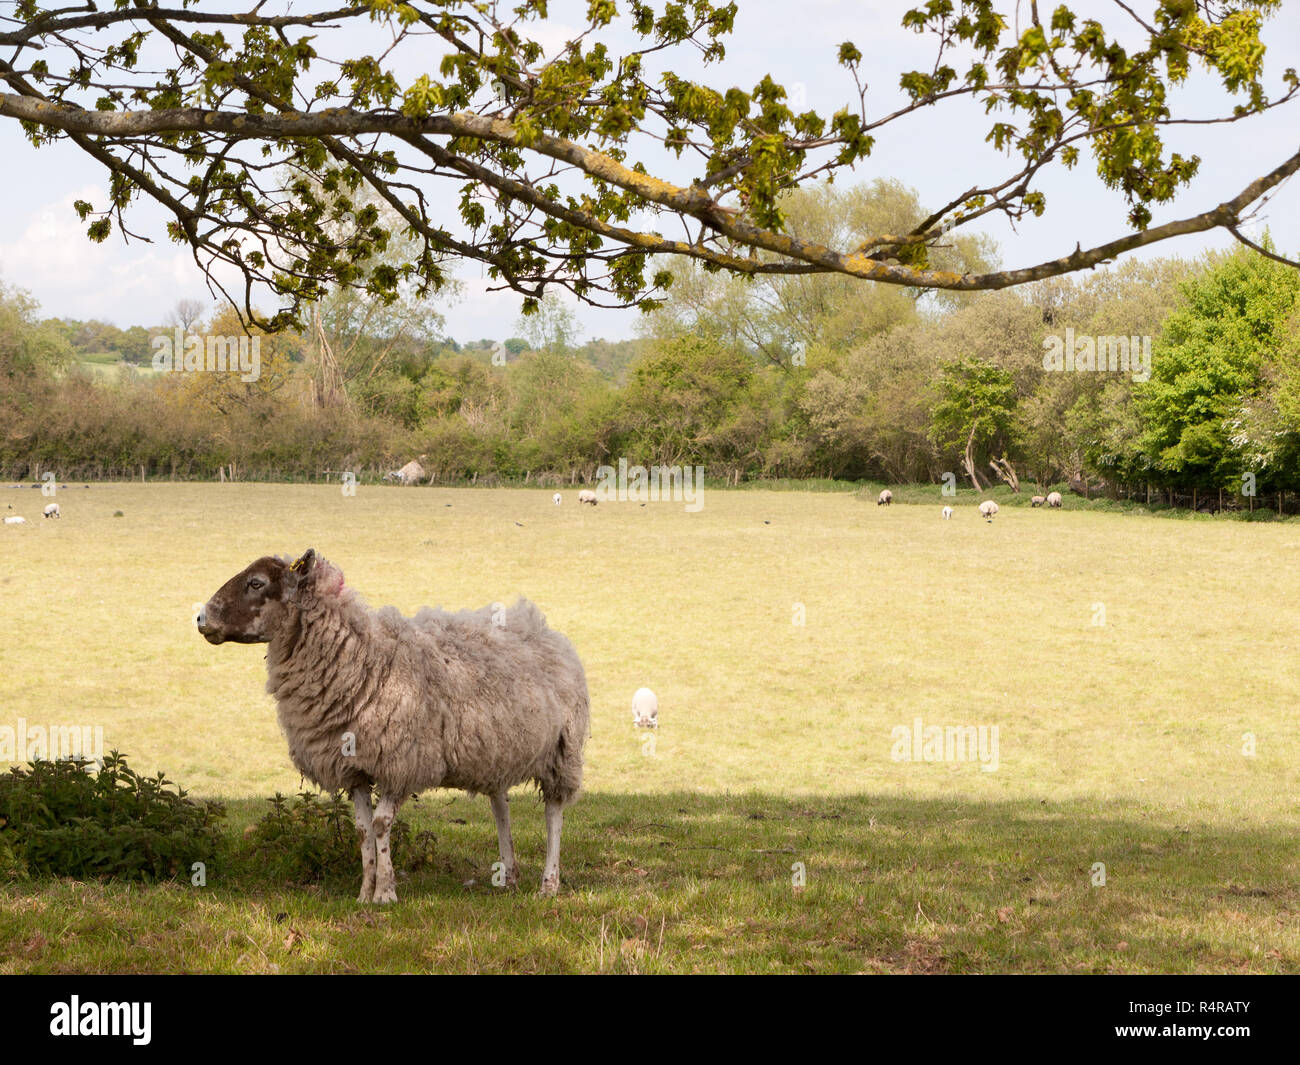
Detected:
[552,493,562,506]
[43,503,60,519]
[578,489,597,506]
[632,687,658,729]
[4,516,26,525]
[979,500,999,521]
[1030,495,1045,508]
[941,506,953,520]
[1047,491,1063,508]
[877,489,892,506]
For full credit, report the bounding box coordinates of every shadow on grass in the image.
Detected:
[3,791,1297,974]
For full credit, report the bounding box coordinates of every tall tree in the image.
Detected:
[930,356,1021,490]
[645,179,997,366]
[1136,244,1300,492]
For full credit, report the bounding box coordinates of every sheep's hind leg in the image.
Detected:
[351,785,377,904]
[489,791,519,889]
[371,793,405,904]
[540,798,564,897]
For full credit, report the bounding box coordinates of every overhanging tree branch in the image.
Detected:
[0,0,1294,327]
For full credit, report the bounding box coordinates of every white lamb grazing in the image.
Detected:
[578,489,597,506]
[1047,491,1063,508]
[632,687,658,729]
[43,503,60,519]
[978,500,999,521]
[941,506,953,520]
[552,493,562,505]
[877,489,893,506]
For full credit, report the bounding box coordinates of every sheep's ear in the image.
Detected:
[288,548,317,584]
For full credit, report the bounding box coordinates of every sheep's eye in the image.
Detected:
[247,578,265,592]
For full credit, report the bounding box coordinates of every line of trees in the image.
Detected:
[2,183,1297,507]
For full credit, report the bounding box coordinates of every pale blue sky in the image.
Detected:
[0,0,1296,341]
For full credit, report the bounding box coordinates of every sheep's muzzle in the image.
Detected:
[196,604,265,644]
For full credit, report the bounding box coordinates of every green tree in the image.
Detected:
[930,357,1021,491]
[516,294,582,354]
[1136,246,1300,493]
[645,179,997,366]
[622,335,755,467]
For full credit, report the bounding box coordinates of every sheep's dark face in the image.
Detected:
[197,556,290,645]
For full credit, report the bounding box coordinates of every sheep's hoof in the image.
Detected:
[538,876,559,898]
[357,887,374,904]
[373,886,398,904]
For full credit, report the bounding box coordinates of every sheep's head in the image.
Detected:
[197,555,291,644]
[198,549,348,645]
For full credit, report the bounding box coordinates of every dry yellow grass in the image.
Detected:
[3,482,1300,814]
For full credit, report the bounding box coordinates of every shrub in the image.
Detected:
[0,751,226,882]
[238,790,437,888]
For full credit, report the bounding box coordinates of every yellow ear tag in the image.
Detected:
[290,557,307,573]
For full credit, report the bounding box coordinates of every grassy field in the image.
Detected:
[2,482,1299,973]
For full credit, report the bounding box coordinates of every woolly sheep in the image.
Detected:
[1030,495,1045,507]
[877,489,893,506]
[978,500,999,521]
[197,549,590,902]
[552,492,562,505]
[632,687,658,729]
[1047,491,1063,508]
[941,506,953,520]
[387,462,423,486]
[43,503,60,519]
[578,489,597,506]
[3,516,25,525]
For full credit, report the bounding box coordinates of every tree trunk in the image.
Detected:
[988,454,1020,492]
[962,419,984,491]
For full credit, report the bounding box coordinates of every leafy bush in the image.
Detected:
[0,751,226,882]
[239,790,437,887]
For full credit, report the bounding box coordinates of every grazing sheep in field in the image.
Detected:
[1030,495,1045,507]
[941,506,953,520]
[384,459,426,486]
[197,549,590,902]
[979,500,999,521]
[632,687,658,729]
[3,516,25,525]
[552,492,562,506]
[1046,491,1063,508]
[877,489,893,506]
[43,503,60,519]
[578,489,597,506]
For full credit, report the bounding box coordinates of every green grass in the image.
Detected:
[74,351,158,378]
[2,483,1299,972]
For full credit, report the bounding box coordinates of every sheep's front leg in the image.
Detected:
[351,785,377,904]
[540,798,564,897]
[371,793,405,904]
[489,791,518,889]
